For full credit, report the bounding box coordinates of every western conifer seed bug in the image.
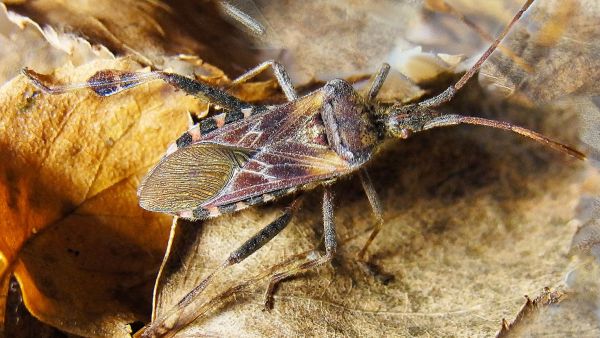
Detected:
[23,0,584,329]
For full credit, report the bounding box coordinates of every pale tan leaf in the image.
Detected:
[480,0,600,102]
[5,0,261,75]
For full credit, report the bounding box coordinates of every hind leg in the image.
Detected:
[263,188,337,309]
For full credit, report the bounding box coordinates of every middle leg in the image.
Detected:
[356,169,394,283]
[357,168,384,261]
[365,63,391,103]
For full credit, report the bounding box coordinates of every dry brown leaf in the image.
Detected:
[0,62,281,337]
[491,147,600,336]
[4,0,261,75]
[0,58,199,336]
[573,98,600,168]
[3,277,68,338]
[251,0,421,83]
[496,288,566,338]
[479,0,600,102]
[404,0,525,60]
[0,3,114,83]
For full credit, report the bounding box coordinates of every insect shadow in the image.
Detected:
[22,0,584,335]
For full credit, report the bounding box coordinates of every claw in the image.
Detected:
[357,260,394,285]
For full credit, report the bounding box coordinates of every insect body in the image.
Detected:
[22,0,584,334]
[138,78,378,220]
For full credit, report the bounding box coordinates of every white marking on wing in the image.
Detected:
[239,168,277,180]
[248,131,264,147]
[242,107,253,118]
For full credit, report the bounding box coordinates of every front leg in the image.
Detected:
[364,63,391,103]
[231,60,298,101]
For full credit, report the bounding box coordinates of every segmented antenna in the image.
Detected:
[419,0,535,108]
[423,114,585,160]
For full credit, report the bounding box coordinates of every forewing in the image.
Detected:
[196,91,356,207]
[156,90,351,211]
[204,141,351,207]
[138,143,253,213]
[201,91,326,148]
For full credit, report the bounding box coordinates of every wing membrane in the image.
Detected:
[138,143,253,212]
